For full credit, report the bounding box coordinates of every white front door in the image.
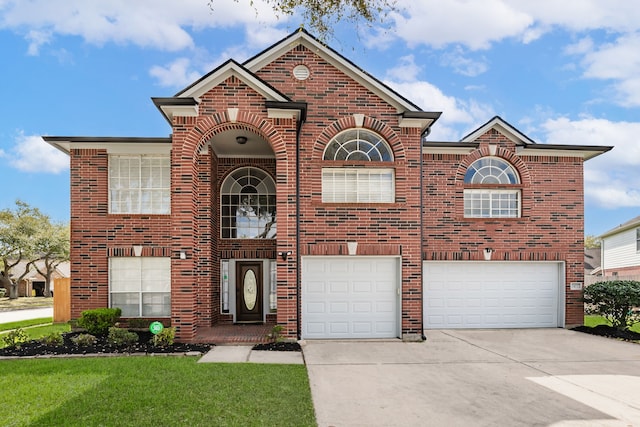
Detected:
[424,261,563,328]
[302,257,400,339]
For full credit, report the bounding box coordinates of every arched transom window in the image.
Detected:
[322,129,395,203]
[464,157,521,218]
[221,167,276,239]
[323,129,394,161]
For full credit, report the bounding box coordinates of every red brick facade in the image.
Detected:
[50,30,611,341]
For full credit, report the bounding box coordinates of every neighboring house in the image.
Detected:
[44,30,612,342]
[13,260,70,297]
[599,215,640,277]
[584,247,602,286]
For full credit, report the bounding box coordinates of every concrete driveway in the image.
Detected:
[303,329,640,427]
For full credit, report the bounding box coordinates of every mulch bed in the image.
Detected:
[252,341,301,352]
[572,324,640,342]
[0,331,212,358]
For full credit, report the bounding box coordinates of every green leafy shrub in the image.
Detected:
[107,327,138,347]
[72,333,97,346]
[40,332,64,346]
[77,308,122,335]
[584,280,640,330]
[151,327,175,347]
[267,325,284,342]
[2,328,28,348]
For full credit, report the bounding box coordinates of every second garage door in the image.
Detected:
[424,261,563,329]
[302,257,399,339]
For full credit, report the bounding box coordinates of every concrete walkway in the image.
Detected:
[0,307,53,324]
[198,345,304,364]
[303,329,640,427]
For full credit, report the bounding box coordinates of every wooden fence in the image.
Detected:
[53,277,71,323]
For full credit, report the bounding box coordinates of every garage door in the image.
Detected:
[424,261,563,328]
[302,257,399,339]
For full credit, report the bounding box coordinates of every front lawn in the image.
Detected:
[0,357,315,427]
[584,315,640,333]
[0,321,70,348]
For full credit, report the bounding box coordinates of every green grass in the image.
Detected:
[584,315,640,332]
[0,317,54,332]
[0,323,71,348]
[0,357,316,427]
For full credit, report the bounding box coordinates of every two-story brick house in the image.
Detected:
[45,29,612,342]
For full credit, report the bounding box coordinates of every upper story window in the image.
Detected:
[323,129,393,161]
[463,157,520,218]
[221,167,276,239]
[322,129,394,203]
[636,228,640,252]
[109,155,170,214]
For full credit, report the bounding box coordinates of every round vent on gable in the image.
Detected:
[293,64,310,81]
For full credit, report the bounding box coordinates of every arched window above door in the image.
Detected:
[220,167,276,239]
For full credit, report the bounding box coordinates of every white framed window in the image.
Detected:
[323,129,394,161]
[109,155,170,214]
[220,167,276,239]
[464,157,520,218]
[322,168,395,203]
[464,189,520,218]
[636,228,640,252]
[109,257,171,317]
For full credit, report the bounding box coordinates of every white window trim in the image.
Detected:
[109,257,171,317]
[463,189,521,218]
[322,167,395,203]
[109,154,170,215]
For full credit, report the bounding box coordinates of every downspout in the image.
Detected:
[295,109,306,340]
[419,126,431,341]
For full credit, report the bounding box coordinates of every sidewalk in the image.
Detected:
[0,307,53,324]
[198,345,304,364]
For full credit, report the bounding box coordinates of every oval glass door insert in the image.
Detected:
[243,269,257,311]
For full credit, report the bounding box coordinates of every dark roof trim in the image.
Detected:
[519,144,613,153]
[43,136,171,144]
[265,101,308,122]
[43,136,171,155]
[461,115,537,145]
[175,58,235,97]
[402,111,442,120]
[152,97,199,124]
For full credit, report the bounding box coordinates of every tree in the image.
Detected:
[209,0,398,40]
[584,234,601,248]
[0,201,47,299]
[32,221,70,297]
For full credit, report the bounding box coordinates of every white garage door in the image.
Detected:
[424,261,563,329]
[302,257,399,339]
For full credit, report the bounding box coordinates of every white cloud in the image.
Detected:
[384,78,494,141]
[390,0,533,50]
[385,55,422,82]
[150,58,202,88]
[0,0,281,53]
[538,117,640,208]
[440,47,488,77]
[8,132,68,174]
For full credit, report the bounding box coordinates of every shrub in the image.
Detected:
[267,325,284,342]
[151,327,175,347]
[584,280,640,330]
[72,333,97,346]
[107,327,139,347]
[77,308,122,335]
[40,332,64,346]
[2,328,28,348]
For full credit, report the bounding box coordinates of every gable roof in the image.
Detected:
[600,214,640,238]
[242,28,424,114]
[440,115,612,160]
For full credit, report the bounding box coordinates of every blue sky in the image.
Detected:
[1,0,639,237]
